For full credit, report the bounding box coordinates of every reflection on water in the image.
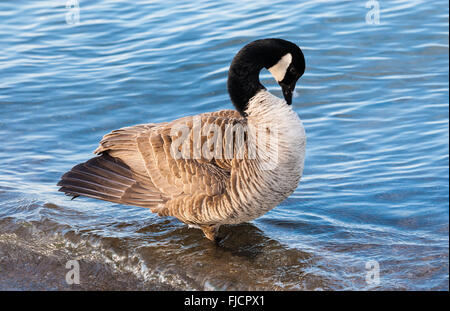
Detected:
[0,0,448,290]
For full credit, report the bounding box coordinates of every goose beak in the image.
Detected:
[280,82,295,105]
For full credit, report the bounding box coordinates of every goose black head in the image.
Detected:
[227,38,305,115]
[267,39,305,105]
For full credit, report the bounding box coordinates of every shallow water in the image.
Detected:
[0,0,448,290]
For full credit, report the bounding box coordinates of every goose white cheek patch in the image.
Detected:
[268,53,292,82]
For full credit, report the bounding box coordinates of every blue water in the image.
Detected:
[0,0,448,290]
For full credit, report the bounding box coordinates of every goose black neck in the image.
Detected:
[227,61,264,116]
[227,44,268,116]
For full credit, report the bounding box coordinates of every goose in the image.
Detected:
[58,38,306,241]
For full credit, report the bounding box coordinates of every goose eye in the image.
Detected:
[289,67,296,75]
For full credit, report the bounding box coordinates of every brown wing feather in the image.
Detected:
[58,109,244,213]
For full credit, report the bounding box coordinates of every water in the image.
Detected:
[0,0,448,290]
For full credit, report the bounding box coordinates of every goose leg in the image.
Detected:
[200,225,220,241]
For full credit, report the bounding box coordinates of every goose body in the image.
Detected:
[58,38,306,241]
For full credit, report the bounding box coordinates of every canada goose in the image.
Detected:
[58,38,306,241]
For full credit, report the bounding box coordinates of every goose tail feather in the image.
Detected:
[57,153,164,208]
